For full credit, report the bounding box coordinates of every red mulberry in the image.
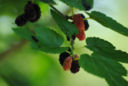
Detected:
[72,14,85,41]
[59,52,70,66]
[63,56,73,71]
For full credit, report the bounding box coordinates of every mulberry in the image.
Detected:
[70,60,80,73]
[80,14,89,31]
[15,14,28,26]
[59,52,70,65]
[82,0,92,11]
[70,55,80,73]
[63,56,73,71]
[24,1,41,22]
[72,14,85,41]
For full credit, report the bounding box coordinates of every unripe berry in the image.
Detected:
[63,56,73,71]
[59,52,70,66]
[72,14,85,41]
[15,14,28,26]
[76,31,85,41]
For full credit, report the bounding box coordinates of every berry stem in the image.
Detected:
[83,17,91,20]
[70,38,75,57]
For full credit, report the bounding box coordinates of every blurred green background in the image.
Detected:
[0,0,128,86]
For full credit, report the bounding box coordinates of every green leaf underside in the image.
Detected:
[34,26,64,48]
[31,42,68,54]
[80,53,128,86]
[13,28,34,41]
[13,27,66,53]
[40,0,55,4]
[51,9,78,36]
[88,11,128,37]
[86,37,128,63]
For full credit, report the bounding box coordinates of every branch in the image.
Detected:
[0,40,28,60]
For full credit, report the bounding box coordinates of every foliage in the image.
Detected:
[0,0,128,86]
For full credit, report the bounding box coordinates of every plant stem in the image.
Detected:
[70,38,75,57]
[50,5,70,19]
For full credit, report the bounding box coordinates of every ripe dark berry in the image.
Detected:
[32,36,39,42]
[24,1,41,22]
[80,14,89,31]
[59,52,70,65]
[70,60,80,73]
[82,0,92,11]
[15,14,28,26]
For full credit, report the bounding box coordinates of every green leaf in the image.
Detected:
[86,37,128,63]
[34,26,64,48]
[80,53,128,86]
[40,0,55,4]
[31,42,68,54]
[51,9,78,36]
[88,11,128,37]
[13,27,33,41]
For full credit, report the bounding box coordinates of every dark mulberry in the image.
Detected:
[82,0,93,11]
[70,60,80,73]
[80,14,89,31]
[59,52,70,65]
[15,14,28,26]
[24,1,41,22]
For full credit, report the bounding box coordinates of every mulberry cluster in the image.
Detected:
[15,1,41,26]
[59,52,80,73]
[67,14,89,41]
[73,14,89,41]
